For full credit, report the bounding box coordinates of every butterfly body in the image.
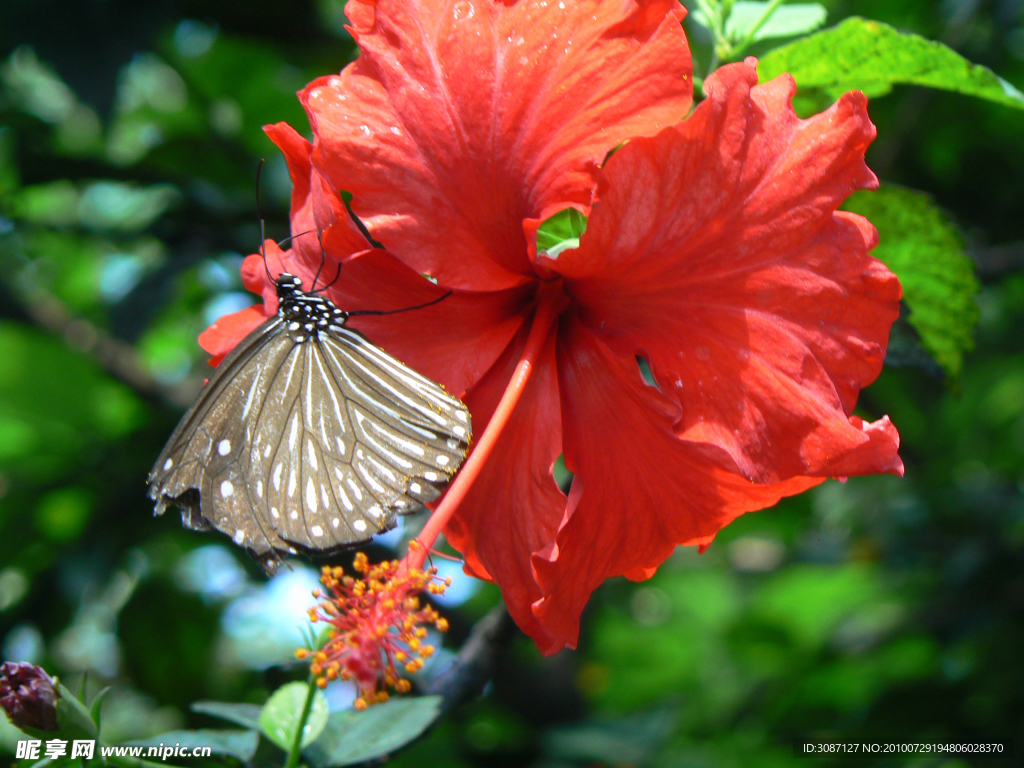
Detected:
[148,273,471,574]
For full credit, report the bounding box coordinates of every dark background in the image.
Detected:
[1,0,1023,765]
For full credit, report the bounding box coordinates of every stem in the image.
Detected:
[284,676,318,768]
[408,296,560,570]
[692,0,731,65]
[730,0,786,60]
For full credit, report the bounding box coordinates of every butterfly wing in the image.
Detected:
[148,316,301,569]
[247,324,471,554]
[148,316,472,574]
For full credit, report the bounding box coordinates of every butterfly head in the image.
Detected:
[275,273,347,342]
[275,273,304,300]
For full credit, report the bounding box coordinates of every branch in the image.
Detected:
[971,240,1024,278]
[12,281,201,409]
[424,602,517,713]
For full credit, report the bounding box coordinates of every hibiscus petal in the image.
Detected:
[443,318,568,653]
[552,59,902,484]
[265,120,373,287]
[264,122,313,221]
[301,0,692,291]
[321,243,534,397]
[198,305,267,366]
[531,319,820,651]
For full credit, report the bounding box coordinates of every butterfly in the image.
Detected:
[147,262,472,575]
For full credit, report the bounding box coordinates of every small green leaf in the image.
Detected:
[53,682,97,740]
[725,2,827,43]
[88,686,111,727]
[303,696,443,768]
[259,681,329,752]
[758,17,1024,111]
[191,701,263,730]
[125,730,259,762]
[843,184,980,380]
[536,208,587,259]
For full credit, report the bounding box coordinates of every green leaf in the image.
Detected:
[536,208,587,259]
[88,686,111,727]
[843,184,979,379]
[725,2,827,43]
[190,701,263,730]
[53,682,98,740]
[124,730,259,762]
[758,17,1024,111]
[303,696,443,768]
[258,681,329,752]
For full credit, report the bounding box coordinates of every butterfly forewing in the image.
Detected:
[148,274,471,574]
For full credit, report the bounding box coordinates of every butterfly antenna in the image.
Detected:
[310,231,327,292]
[256,159,274,284]
[347,289,454,317]
[276,229,318,250]
[308,231,344,295]
[318,261,343,293]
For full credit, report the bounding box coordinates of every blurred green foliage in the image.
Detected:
[0,0,1023,766]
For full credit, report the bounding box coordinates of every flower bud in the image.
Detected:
[0,662,59,732]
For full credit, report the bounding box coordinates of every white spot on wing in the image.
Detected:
[424,471,438,482]
[220,480,234,497]
[163,458,173,470]
[311,525,323,537]
[288,468,297,497]
[338,485,353,512]
[273,463,283,491]
[307,438,318,471]
[256,480,264,498]
[242,374,260,419]
[331,517,339,528]
[353,519,367,532]
[271,507,280,519]
[233,529,245,544]
[288,412,300,452]
[436,455,450,466]
[456,411,468,423]
[290,510,298,520]
[453,426,466,437]
[306,477,318,512]
[410,482,422,494]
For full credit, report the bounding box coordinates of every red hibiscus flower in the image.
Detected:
[202,0,902,655]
